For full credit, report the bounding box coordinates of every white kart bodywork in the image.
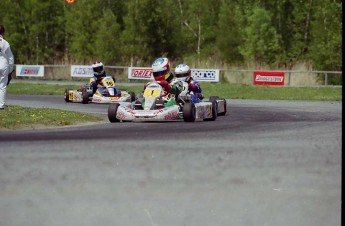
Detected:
[108,81,217,122]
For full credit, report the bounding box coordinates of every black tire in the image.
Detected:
[129,91,136,102]
[183,102,196,122]
[209,96,219,102]
[218,98,227,116]
[204,100,218,121]
[82,90,89,104]
[64,89,71,102]
[108,103,120,123]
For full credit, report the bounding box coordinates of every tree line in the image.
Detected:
[0,0,342,73]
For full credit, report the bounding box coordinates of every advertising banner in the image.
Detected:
[16,65,44,77]
[253,71,285,86]
[128,67,220,82]
[128,67,153,80]
[191,69,219,82]
[71,65,94,78]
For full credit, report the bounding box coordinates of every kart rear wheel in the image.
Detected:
[82,90,89,104]
[108,103,120,123]
[64,89,71,102]
[204,100,218,121]
[183,102,196,122]
[209,96,219,102]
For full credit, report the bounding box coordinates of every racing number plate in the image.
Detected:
[143,88,161,98]
[69,92,75,100]
[103,77,114,86]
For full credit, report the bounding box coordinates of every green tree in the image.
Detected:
[216,0,244,64]
[309,1,342,71]
[240,6,281,66]
[94,9,121,65]
[64,1,98,63]
[1,0,66,64]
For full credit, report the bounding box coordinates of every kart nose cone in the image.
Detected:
[108,87,115,96]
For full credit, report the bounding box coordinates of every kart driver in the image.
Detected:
[89,61,119,96]
[174,63,203,102]
[148,57,182,97]
[135,57,182,109]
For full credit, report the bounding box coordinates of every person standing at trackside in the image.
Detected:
[0,25,14,109]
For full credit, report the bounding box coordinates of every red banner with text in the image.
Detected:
[253,71,285,86]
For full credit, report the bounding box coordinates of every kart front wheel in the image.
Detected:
[64,89,71,102]
[108,103,120,123]
[82,90,89,104]
[183,102,196,122]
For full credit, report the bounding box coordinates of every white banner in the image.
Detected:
[191,69,219,82]
[16,65,44,77]
[71,65,94,78]
[128,67,153,80]
[128,67,219,82]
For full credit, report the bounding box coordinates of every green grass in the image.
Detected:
[200,83,342,101]
[0,105,104,130]
[8,82,342,101]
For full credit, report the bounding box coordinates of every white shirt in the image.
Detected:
[0,35,14,73]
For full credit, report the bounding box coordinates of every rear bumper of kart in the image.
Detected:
[215,99,227,115]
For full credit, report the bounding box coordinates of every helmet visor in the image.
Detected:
[153,68,169,78]
[175,72,189,79]
[93,65,103,73]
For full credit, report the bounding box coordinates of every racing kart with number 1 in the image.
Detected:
[108,81,222,122]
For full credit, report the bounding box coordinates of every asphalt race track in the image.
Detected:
[0,95,342,226]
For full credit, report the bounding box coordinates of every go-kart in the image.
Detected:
[64,76,135,104]
[107,81,219,122]
[178,80,227,116]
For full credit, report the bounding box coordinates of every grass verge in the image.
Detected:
[0,105,104,130]
[7,82,342,101]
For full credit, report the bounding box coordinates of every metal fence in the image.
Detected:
[14,65,342,86]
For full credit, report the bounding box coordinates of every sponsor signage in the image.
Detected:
[191,69,219,82]
[253,71,285,86]
[128,67,153,80]
[71,65,94,78]
[16,65,44,77]
[128,67,220,82]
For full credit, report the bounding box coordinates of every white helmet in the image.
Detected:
[92,61,105,78]
[174,64,191,82]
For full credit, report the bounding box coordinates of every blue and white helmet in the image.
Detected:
[174,64,191,82]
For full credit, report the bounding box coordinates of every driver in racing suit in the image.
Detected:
[0,25,14,109]
[174,63,203,103]
[135,57,182,109]
[146,57,182,97]
[88,61,119,96]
